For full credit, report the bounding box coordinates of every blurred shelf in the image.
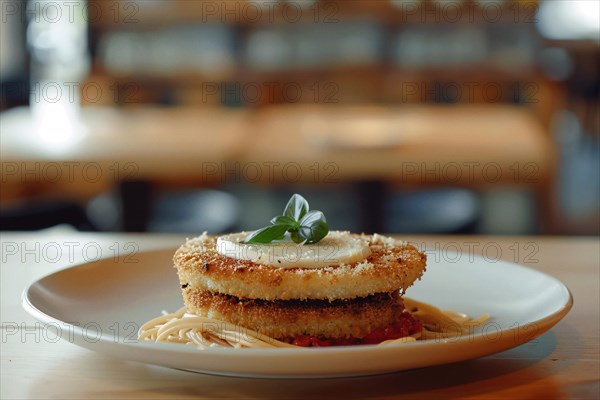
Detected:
[89,0,540,30]
[94,62,537,81]
[87,0,542,107]
[87,62,540,108]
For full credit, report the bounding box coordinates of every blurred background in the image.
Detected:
[1,0,598,236]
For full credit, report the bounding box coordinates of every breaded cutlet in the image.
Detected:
[173,232,426,341]
[183,289,405,340]
[174,233,427,301]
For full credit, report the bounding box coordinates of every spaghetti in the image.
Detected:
[138,298,489,349]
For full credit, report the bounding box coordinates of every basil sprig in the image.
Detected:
[244,194,329,244]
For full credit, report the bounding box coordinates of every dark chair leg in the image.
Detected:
[356,180,386,234]
[119,181,152,232]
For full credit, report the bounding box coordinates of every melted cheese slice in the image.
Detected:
[216,231,371,268]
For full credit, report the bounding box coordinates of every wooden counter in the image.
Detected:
[1,232,597,399]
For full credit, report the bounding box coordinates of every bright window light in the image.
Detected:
[537,0,600,42]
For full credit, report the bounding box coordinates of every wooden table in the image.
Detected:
[0,106,249,230]
[1,103,556,232]
[1,232,598,399]
[243,104,554,185]
[0,106,248,201]
[243,104,556,232]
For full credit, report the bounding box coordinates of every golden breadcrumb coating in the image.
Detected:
[174,233,426,301]
[183,289,405,340]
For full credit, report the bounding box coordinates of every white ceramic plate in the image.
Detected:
[22,248,572,378]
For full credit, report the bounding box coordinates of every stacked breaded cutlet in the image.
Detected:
[174,232,426,343]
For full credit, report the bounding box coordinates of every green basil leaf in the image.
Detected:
[298,210,326,226]
[270,215,299,228]
[298,220,329,244]
[298,210,329,244]
[244,194,329,245]
[244,224,290,244]
[289,230,304,244]
[283,194,309,221]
